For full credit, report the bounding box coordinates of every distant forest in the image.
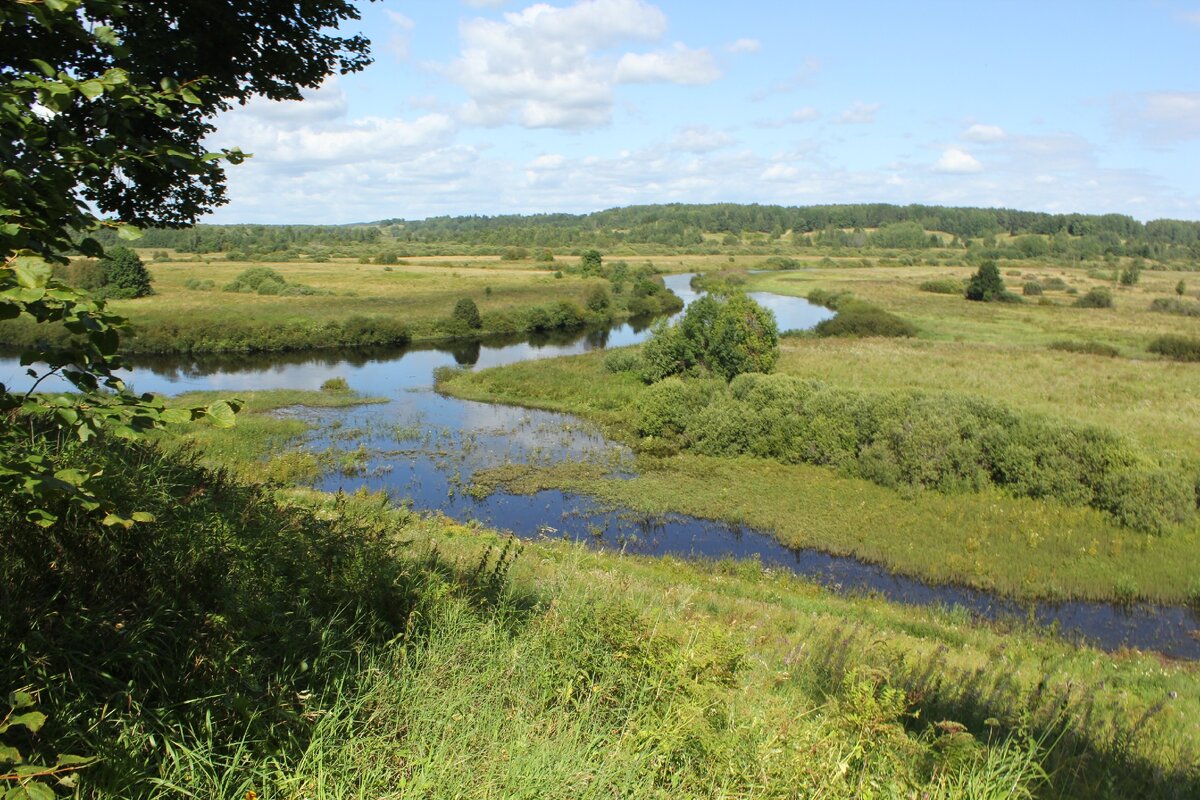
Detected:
[116,203,1200,262]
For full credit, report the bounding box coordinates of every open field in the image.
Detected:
[0,252,679,354]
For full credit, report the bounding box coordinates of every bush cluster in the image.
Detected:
[1149,297,1200,317]
[918,278,963,295]
[1075,287,1114,308]
[634,372,1195,533]
[1149,335,1200,362]
[814,303,917,338]
[1022,281,1044,296]
[636,294,779,382]
[222,266,329,297]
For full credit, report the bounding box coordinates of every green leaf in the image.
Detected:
[0,744,21,765]
[11,256,51,289]
[179,88,201,105]
[160,408,197,424]
[130,511,156,523]
[78,80,104,99]
[0,711,46,734]
[29,59,55,78]
[205,400,238,428]
[54,754,97,768]
[5,780,57,800]
[8,690,36,709]
[115,224,143,241]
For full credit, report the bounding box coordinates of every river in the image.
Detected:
[3,273,1197,658]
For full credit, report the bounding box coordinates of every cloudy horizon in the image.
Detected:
[203,0,1200,224]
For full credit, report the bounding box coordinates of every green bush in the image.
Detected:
[321,377,350,392]
[585,285,611,313]
[1149,297,1200,317]
[603,348,642,374]
[453,297,483,330]
[1022,281,1044,296]
[1149,335,1200,362]
[1075,287,1114,308]
[637,294,777,383]
[1044,277,1070,291]
[814,303,917,338]
[965,260,1006,302]
[633,373,1196,532]
[918,278,963,295]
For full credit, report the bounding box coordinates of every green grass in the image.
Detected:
[0,255,668,354]
[438,319,1200,604]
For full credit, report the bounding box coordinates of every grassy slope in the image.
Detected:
[123,393,1200,796]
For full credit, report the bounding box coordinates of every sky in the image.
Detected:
[203,0,1200,224]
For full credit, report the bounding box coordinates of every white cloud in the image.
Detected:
[670,126,735,153]
[464,0,508,7]
[1112,92,1200,144]
[962,123,1005,142]
[1180,11,1200,24]
[447,0,720,129]
[837,101,879,124]
[239,76,348,124]
[934,148,983,173]
[726,38,761,54]
[790,107,820,123]
[615,44,720,85]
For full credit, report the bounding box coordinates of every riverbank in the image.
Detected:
[0,255,682,354]
[139,389,1200,798]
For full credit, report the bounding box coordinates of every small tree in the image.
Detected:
[1118,262,1141,286]
[580,249,603,276]
[585,285,610,313]
[453,297,482,330]
[965,260,1005,302]
[1176,280,1187,297]
[100,246,153,298]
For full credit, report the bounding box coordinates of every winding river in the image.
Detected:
[4,273,1198,658]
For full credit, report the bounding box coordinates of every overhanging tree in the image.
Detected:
[0,0,375,524]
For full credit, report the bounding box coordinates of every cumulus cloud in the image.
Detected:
[386,11,416,60]
[934,148,983,173]
[790,107,820,123]
[239,76,348,124]
[446,0,718,129]
[837,101,879,124]
[615,44,720,85]
[726,38,761,54]
[962,123,1005,142]
[669,126,735,153]
[1112,92,1200,144]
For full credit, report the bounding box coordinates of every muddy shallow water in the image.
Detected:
[3,273,1197,658]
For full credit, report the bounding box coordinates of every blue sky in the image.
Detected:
[205,0,1200,224]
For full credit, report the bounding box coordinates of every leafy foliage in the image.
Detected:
[1148,334,1200,362]
[633,372,1196,533]
[99,246,153,298]
[965,260,1006,302]
[1075,287,1114,308]
[452,297,483,330]
[639,294,779,382]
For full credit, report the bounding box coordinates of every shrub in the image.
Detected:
[1149,335,1200,362]
[1148,297,1200,317]
[585,285,611,313]
[452,297,483,330]
[1075,287,1114,308]
[534,248,555,263]
[1044,277,1070,291]
[100,246,154,298]
[1049,341,1120,358]
[1119,263,1141,286]
[376,251,398,265]
[232,266,286,290]
[631,373,1195,533]
[965,260,1005,302]
[1022,281,1044,296]
[500,246,529,261]
[603,348,642,374]
[918,278,963,295]
[580,249,603,276]
[638,294,779,382]
[321,377,350,392]
[1176,280,1187,296]
[815,303,917,338]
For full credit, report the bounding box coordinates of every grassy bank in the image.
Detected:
[0,256,680,354]
[4,391,1196,797]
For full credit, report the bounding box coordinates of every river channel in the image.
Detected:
[4,273,1198,658]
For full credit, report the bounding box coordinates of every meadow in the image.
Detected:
[438,257,1200,604]
[0,252,678,354]
[5,387,1185,798]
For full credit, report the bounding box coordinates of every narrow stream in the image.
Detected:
[4,273,1197,658]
